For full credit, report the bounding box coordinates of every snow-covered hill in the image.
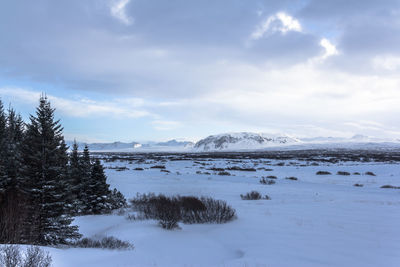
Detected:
[194,132,300,151]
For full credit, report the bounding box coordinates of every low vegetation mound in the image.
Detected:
[337,171,351,176]
[227,166,256,172]
[316,171,331,175]
[381,185,400,189]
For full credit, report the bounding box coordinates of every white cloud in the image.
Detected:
[251,12,302,40]
[372,55,400,71]
[319,38,339,59]
[0,87,152,119]
[110,0,133,25]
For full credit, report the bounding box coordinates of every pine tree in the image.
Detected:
[20,96,81,244]
[0,108,26,243]
[88,159,112,214]
[0,99,9,242]
[68,141,84,214]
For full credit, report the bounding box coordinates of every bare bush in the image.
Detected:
[240,191,270,200]
[353,183,363,187]
[129,194,236,227]
[337,171,350,176]
[73,236,134,250]
[365,171,376,176]
[285,177,298,181]
[23,246,52,267]
[259,178,276,185]
[0,245,52,267]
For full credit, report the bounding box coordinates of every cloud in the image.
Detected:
[251,12,302,40]
[110,0,133,25]
[0,87,152,119]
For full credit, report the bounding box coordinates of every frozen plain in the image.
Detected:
[48,153,400,267]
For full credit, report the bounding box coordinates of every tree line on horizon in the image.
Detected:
[0,96,126,245]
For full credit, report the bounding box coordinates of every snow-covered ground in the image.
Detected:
[49,155,400,267]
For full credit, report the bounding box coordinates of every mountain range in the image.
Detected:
[67,132,400,152]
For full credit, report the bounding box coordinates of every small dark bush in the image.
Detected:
[240,191,261,200]
[286,177,298,181]
[160,169,170,173]
[218,171,231,176]
[337,171,350,176]
[365,171,376,176]
[316,171,331,175]
[209,167,225,172]
[353,172,361,175]
[150,165,166,169]
[380,185,400,189]
[109,188,128,210]
[134,167,144,171]
[266,175,277,179]
[227,166,256,172]
[276,162,285,166]
[73,236,134,250]
[259,178,276,185]
[353,183,363,187]
[0,245,52,267]
[240,191,270,200]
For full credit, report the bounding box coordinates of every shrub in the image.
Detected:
[353,172,361,175]
[266,175,277,179]
[316,171,331,175]
[259,178,276,185]
[353,183,363,187]
[0,245,52,267]
[227,166,256,172]
[365,171,376,176]
[208,167,225,171]
[337,171,350,176]
[73,236,133,250]
[285,177,298,181]
[218,171,231,176]
[22,246,52,267]
[129,194,236,227]
[134,167,144,171]
[150,165,166,169]
[109,188,128,210]
[380,185,400,189]
[240,191,270,200]
[241,191,261,200]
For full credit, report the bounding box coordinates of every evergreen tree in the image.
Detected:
[0,108,26,243]
[68,141,84,214]
[0,100,9,242]
[88,159,112,214]
[20,96,80,244]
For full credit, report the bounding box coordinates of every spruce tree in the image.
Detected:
[88,159,112,214]
[20,96,80,244]
[68,141,84,214]
[0,100,8,242]
[0,108,26,243]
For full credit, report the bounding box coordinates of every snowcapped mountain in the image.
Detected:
[68,133,400,152]
[194,132,300,151]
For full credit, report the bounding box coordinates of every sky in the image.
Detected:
[1,0,400,142]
